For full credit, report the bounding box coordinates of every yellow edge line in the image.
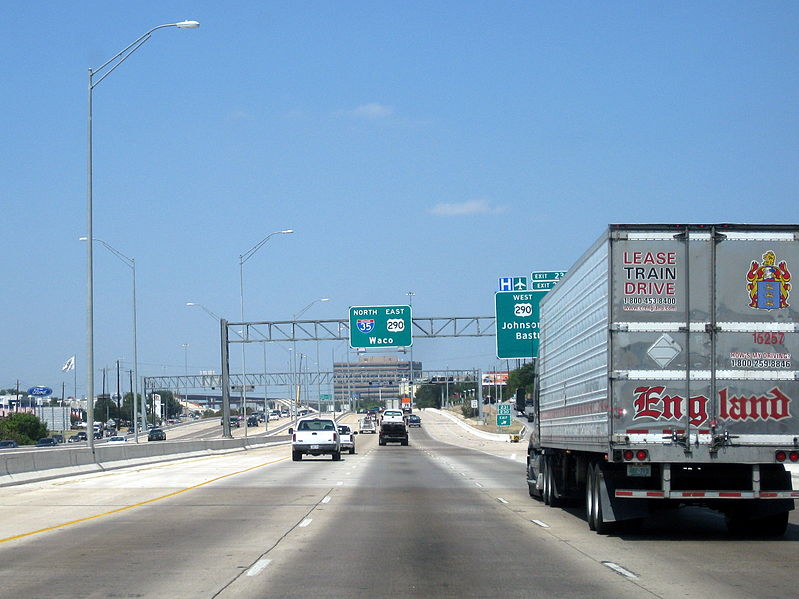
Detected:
[0,455,288,544]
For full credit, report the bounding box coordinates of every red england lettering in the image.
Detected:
[636,386,793,425]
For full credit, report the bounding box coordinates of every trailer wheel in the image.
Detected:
[586,464,596,531]
[726,511,788,537]
[541,458,551,506]
[527,461,540,499]
[543,456,561,507]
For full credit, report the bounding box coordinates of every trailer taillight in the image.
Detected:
[636,450,649,461]
[775,450,787,462]
[790,451,799,463]
[623,450,634,461]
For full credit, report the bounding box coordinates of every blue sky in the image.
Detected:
[2,1,798,397]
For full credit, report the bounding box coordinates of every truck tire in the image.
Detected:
[379,438,386,446]
[332,450,341,461]
[726,511,788,537]
[349,447,355,454]
[527,461,541,499]
[543,456,560,507]
[542,458,552,506]
[292,450,302,462]
[401,438,408,446]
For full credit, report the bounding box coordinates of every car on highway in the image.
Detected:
[148,428,166,441]
[337,425,357,454]
[67,435,82,443]
[108,436,127,443]
[407,414,422,427]
[221,417,240,428]
[75,431,88,441]
[269,410,281,420]
[0,440,19,449]
[290,417,341,461]
[36,438,58,447]
[247,415,259,427]
[52,434,65,444]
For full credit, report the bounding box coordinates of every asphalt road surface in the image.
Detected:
[0,411,797,598]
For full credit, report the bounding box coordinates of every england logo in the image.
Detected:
[746,250,791,310]
[357,319,375,333]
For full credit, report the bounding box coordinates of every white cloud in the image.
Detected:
[429,199,509,217]
[347,102,394,119]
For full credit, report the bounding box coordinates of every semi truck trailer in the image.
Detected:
[526,224,798,535]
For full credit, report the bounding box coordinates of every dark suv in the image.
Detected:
[148,428,166,441]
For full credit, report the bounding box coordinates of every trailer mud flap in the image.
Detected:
[601,466,650,523]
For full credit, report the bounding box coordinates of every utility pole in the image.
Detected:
[116,359,121,412]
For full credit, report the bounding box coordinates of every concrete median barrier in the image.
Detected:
[0,436,288,487]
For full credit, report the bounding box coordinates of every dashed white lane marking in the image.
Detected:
[510,453,517,460]
[496,497,509,504]
[246,558,272,577]
[602,562,638,579]
[531,519,550,528]
[322,496,331,504]
[299,519,313,528]
[474,482,484,488]
[336,481,343,486]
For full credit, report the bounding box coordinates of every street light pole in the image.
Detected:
[239,229,293,437]
[80,237,142,443]
[292,298,329,415]
[182,343,189,415]
[406,291,416,388]
[86,20,199,452]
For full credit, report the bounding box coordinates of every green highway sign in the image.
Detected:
[494,290,547,359]
[496,414,512,427]
[531,270,567,283]
[349,305,412,349]
[530,280,557,291]
[497,404,511,415]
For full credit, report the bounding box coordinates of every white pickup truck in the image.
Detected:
[381,409,405,423]
[290,417,341,461]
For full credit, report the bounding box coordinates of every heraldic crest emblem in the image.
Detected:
[746,250,791,310]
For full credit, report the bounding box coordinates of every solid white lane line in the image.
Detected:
[602,562,638,579]
[322,496,331,504]
[474,482,484,488]
[299,519,313,528]
[496,497,509,504]
[246,558,272,577]
[531,519,550,528]
[336,481,343,486]
[510,453,517,460]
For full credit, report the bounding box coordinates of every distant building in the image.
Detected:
[333,355,422,407]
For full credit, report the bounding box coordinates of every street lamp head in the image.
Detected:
[175,20,200,29]
[186,302,196,306]
[281,229,294,234]
[79,237,88,241]
[321,298,330,302]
